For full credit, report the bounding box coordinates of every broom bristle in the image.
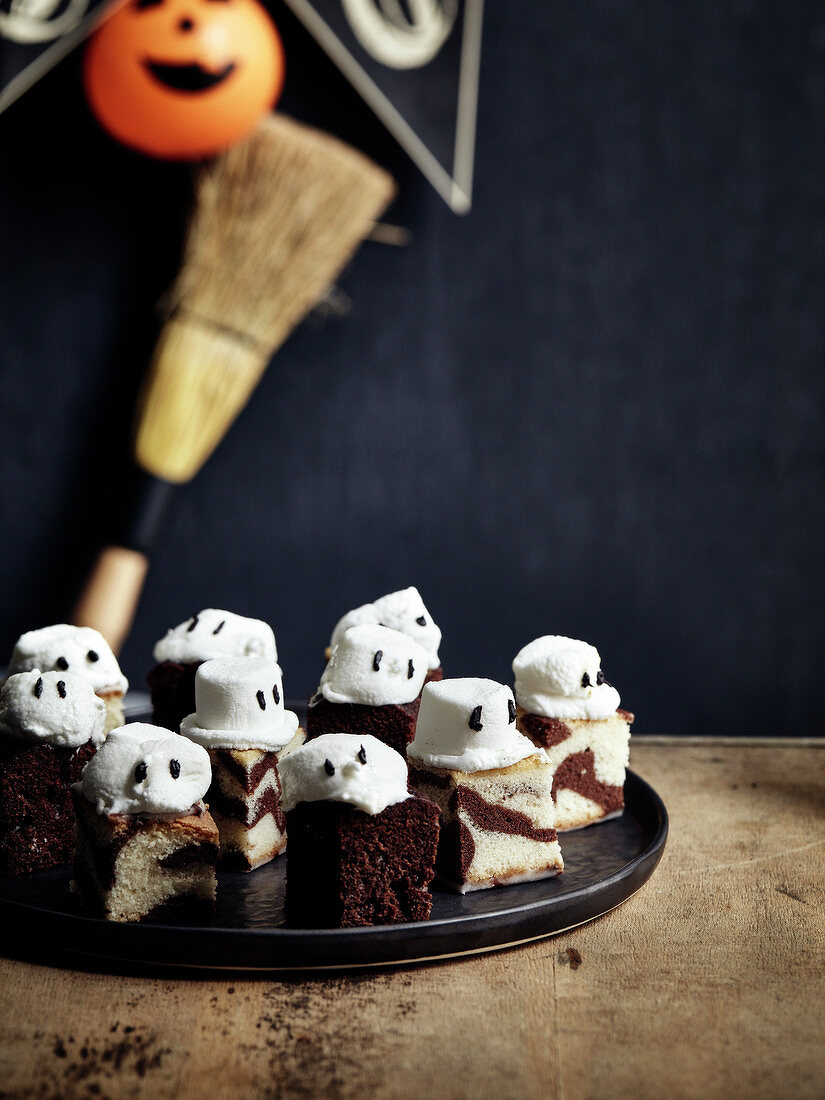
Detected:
[134,113,395,483]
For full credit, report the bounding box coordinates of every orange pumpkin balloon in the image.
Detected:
[83,0,284,160]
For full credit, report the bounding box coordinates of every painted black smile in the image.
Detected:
[144,59,236,92]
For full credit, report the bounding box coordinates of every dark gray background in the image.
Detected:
[1,1,823,734]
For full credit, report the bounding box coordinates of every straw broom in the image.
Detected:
[72,113,395,651]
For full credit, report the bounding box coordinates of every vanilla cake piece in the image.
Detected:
[513,636,633,830]
[180,656,303,871]
[407,678,563,893]
[0,670,106,874]
[73,724,218,922]
[307,624,429,757]
[326,587,443,681]
[7,625,128,733]
[147,609,277,732]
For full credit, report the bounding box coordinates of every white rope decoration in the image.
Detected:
[341,0,458,70]
[0,0,89,43]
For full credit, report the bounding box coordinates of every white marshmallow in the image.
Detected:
[408,678,541,773]
[278,733,409,815]
[81,724,211,816]
[180,657,299,751]
[513,636,621,720]
[153,609,277,665]
[8,624,128,694]
[330,587,441,671]
[320,624,428,706]
[0,670,106,748]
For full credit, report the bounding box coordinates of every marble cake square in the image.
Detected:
[517,709,633,830]
[409,753,563,892]
[72,788,219,923]
[205,725,303,871]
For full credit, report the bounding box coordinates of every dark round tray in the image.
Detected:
[0,769,667,971]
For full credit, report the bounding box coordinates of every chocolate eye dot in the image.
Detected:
[508,699,516,723]
[416,616,427,626]
[272,684,280,705]
[135,761,148,783]
[324,759,335,776]
[169,759,181,779]
[187,614,199,633]
[56,680,67,699]
[372,650,383,672]
[407,659,415,679]
[256,690,266,711]
[581,672,591,689]
[87,650,99,663]
[468,705,483,732]
[33,676,43,699]
[596,670,605,686]
[56,656,69,671]
[357,745,367,765]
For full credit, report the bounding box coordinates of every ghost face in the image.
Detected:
[8,624,127,694]
[0,669,106,748]
[330,587,442,669]
[278,733,409,815]
[81,723,211,815]
[319,624,429,706]
[180,656,299,750]
[513,636,606,699]
[153,609,277,665]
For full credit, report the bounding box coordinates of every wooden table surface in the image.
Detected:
[1,738,823,1100]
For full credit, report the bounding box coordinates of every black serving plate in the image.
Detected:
[0,770,667,971]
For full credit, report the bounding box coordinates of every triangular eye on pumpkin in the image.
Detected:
[83,0,284,160]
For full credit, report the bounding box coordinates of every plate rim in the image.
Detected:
[0,769,668,971]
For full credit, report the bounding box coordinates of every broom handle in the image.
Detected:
[72,474,177,654]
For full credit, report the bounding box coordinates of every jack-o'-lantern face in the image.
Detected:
[83,0,284,160]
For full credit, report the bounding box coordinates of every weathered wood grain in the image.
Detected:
[1,742,823,1100]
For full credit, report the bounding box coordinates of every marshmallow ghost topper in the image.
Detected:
[81,724,211,815]
[319,624,429,706]
[180,656,299,750]
[153,609,277,665]
[83,0,284,160]
[330,587,442,671]
[0,670,106,748]
[408,678,540,773]
[278,733,410,815]
[512,636,622,721]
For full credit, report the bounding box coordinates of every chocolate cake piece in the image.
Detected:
[147,660,198,733]
[285,792,440,927]
[73,790,219,922]
[513,636,633,831]
[305,693,420,757]
[0,668,107,875]
[279,733,440,928]
[0,740,95,875]
[72,723,217,922]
